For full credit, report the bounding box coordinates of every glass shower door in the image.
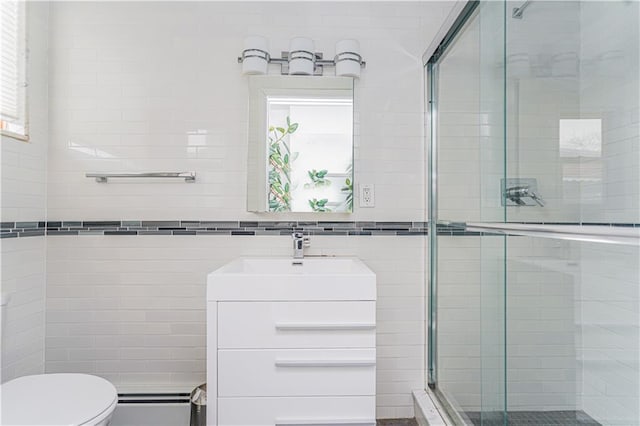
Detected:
[428,1,639,425]
[503,1,640,424]
[427,1,508,424]
[478,1,507,423]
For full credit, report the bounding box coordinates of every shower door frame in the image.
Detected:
[425,1,512,423]
[424,0,480,391]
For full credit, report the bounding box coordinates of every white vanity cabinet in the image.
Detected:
[207,258,376,426]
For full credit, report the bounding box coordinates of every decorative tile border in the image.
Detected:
[1,220,637,239]
[0,220,428,238]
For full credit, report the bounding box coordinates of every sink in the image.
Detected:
[216,257,373,275]
[207,257,376,301]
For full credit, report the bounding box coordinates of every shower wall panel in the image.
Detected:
[505,0,582,223]
[578,1,640,223]
[577,242,639,424]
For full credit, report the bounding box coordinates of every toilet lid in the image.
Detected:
[1,373,118,426]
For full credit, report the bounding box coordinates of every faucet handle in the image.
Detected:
[529,190,545,207]
[302,236,311,247]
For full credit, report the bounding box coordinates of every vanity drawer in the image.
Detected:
[217,301,375,349]
[217,348,376,397]
[218,396,376,426]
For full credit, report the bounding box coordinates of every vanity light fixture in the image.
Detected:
[288,37,315,75]
[240,36,270,75]
[238,36,366,77]
[335,39,363,78]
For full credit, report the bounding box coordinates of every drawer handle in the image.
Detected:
[275,359,376,368]
[275,323,376,331]
[275,420,375,426]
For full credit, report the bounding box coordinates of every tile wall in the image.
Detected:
[578,1,640,223]
[576,2,640,422]
[437,235,579,413]
[504,0,582,223]
[577,241,639,425]
[46,1,453,221]
[46,235,427,417]
[0,2,49,383]
[43,1,455,418]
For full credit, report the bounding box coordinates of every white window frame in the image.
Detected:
[1,0,29,142]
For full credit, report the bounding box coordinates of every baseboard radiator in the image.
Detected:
[111,393,191,426]
[118,393,190,404]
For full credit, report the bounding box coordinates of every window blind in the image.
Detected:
[1,1,20,120]
[1,0,26,138]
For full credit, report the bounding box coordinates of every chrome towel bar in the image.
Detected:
[86,172,196,183]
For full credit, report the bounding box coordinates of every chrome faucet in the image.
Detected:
[292,232,310,259]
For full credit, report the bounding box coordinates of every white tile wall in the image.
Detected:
[436,10,482,223]
[506,236,578,411]
[0,2,49,384]
[504,0,582,223]
[44,1,456,418]
[1,1,49,223]
[46,234,427,419]
[437,236,578,412]
[578,1,640,223]
[577,241,639,424]
[437,236,482,410]
[503,0,639,224]
[440,235,637,417]
[1,237,47,382]
[46,1,453,222]
[436,4,507,223]
[506,2,640,419]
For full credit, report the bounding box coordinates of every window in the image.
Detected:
[1,0,28,141]
[559,119,603,204]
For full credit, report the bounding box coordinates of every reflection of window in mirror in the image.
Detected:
[559,119,602,204]
[267,96,353,213]
[247,76,354,214]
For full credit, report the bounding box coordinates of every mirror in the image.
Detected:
[247,76,354,213]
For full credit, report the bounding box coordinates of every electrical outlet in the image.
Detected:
[360,184,375,208]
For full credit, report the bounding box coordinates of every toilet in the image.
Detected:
[1,373,118,426]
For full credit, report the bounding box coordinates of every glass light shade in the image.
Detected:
[242,36,269,75]
[288,37,315,75]
[335,39,361,78]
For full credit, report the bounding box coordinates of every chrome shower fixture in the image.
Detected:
[502,178,545,207]
[512,0,532,19]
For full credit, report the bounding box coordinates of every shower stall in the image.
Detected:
[425,1,639,425]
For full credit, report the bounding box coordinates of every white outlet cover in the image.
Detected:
[360,184,375,208]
